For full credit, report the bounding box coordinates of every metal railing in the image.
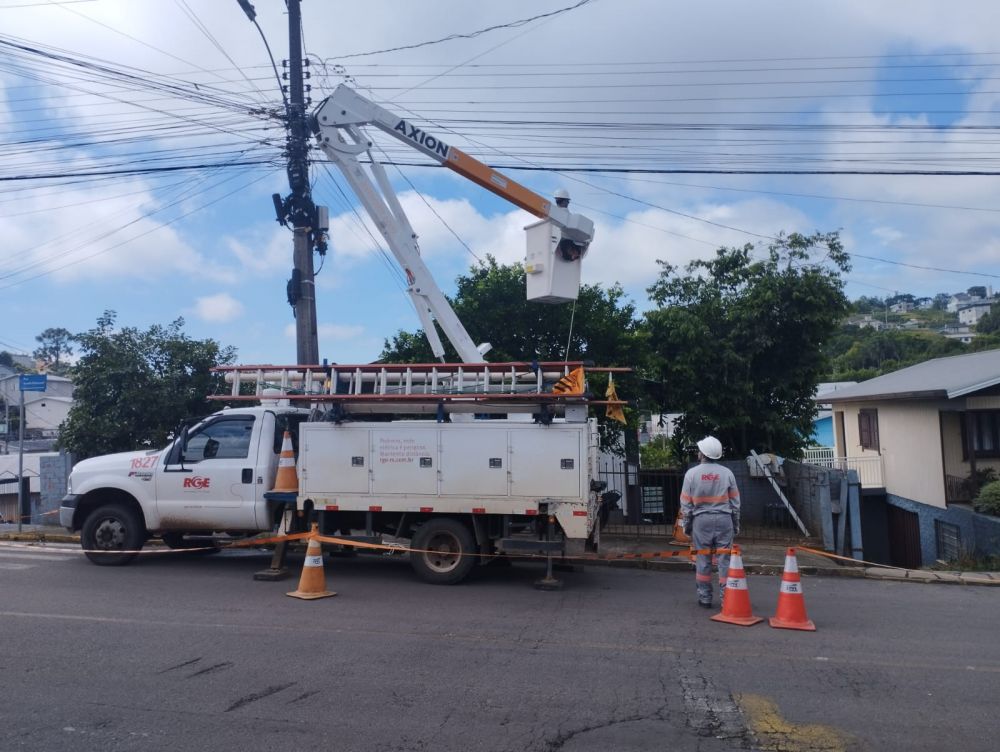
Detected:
[801,446,835,464]
[802,453,884,488]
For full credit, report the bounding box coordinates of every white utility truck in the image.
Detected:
[61,86,617,584]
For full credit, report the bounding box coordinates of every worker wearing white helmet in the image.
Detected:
[679,436,741,608]
[554,188,570,208]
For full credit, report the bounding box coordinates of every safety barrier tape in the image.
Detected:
[797,545,912,573]
[0,528,728,562]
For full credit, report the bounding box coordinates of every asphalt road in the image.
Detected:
[1,543,997,752]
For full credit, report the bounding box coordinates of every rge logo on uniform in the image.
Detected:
[183,477,211,489]
[701,473,720,481]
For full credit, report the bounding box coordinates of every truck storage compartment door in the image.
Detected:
[372,428,438,495]
[509,428,582,499]
[440,427,508,497]
[300,425,370,495]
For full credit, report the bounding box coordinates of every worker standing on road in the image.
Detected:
[680,436,741,608]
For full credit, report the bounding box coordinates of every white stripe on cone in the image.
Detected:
[780,580,802,595]
[783,555,799,573]
[726,577,748,590]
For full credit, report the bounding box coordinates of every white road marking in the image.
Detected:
[0,563,33,570]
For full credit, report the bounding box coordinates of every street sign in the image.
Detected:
[19,374,47,392]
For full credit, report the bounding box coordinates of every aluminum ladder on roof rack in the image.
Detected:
[209,361,599,414]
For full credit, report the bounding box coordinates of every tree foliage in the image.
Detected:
[33,327,76,374]
[380,256,646,446]
[644,231,850,457]
[825,327,967,380]
[976,303,1000,335]
[58,311,236,460]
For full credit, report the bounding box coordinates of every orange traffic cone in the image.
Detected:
[271,430,298,493]
[287,525,336,600]
[710,545,763,626]
[769,547,815,631]
[669,510,690,546]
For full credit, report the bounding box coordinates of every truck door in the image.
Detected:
[155,414,259,530]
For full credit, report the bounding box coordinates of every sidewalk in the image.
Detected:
[597,534,1000,587]
[3,525,998,586]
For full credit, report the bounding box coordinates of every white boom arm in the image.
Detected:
[311,85,595,363]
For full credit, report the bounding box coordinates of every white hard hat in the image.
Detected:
[554,188,570,200]
[696,436,723,460]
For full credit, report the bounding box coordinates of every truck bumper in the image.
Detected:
[59,494,79,530]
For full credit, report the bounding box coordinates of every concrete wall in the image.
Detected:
[887,494,1000,564]
[37,452,72,525]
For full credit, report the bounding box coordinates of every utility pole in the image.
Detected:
[284,0,319,364]
[238,0,327,363]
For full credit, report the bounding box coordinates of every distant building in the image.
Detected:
[0,373,74,438]
[958,301,994,327]
[889,301,914,313]
[939,325,976,344]
[947,292,977,313]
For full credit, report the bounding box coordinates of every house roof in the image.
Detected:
[823,348,1000,403]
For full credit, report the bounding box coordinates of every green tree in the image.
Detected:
[976,303,1000,334]
[58,311,236,460]
[380,256,646,447]
[0,351,13,369]
[33,327,76,373]
[644,231,850,457]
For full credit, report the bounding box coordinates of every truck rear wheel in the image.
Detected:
[409,518,476,585]
[81,503,145,566]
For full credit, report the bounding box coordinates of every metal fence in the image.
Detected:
[800,447,885,489]
[599,458,814,543]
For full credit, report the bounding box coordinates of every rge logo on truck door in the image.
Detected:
[183,477,211,489]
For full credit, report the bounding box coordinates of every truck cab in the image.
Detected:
[61,404,310,564]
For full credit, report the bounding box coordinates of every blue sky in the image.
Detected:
[1,0,999,367]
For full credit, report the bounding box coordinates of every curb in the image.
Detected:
[0,532,79,544]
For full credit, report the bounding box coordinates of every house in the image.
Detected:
[823,349,1000,567]
[889,301,914,314]
[958,301,994,327]
[0,373,74,438]
[947,292,979,313]
[810,382,857,447]
[939,324,976,344]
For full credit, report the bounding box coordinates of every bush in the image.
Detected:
[973,480,1000,516]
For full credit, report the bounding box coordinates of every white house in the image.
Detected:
[0,373,74,437]
[823,349,1000,567]
[958,301,994,327]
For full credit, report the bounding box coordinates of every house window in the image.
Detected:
[961,411,1000,459]
[858,409,880,451]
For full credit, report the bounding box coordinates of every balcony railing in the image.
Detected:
[801,448,885,488]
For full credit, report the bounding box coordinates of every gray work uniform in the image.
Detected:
[680,461,741,604]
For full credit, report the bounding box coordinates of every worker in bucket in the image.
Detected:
[680,436,741,608]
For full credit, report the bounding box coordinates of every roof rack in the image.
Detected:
[210,361,628,416]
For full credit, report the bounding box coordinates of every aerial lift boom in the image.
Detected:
[310,84,595,363]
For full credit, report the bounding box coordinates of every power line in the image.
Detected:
[323,0,596,61]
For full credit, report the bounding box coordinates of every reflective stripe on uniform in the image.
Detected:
[696,573,713,582]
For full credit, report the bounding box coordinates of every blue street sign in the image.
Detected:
[19,374,47,392]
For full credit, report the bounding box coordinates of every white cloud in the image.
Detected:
[190,293,244,323]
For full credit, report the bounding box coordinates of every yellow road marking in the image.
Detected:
[738,694,851,752]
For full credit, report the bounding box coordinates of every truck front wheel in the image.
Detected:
[409,518,476,585]
[81,504,145,566]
